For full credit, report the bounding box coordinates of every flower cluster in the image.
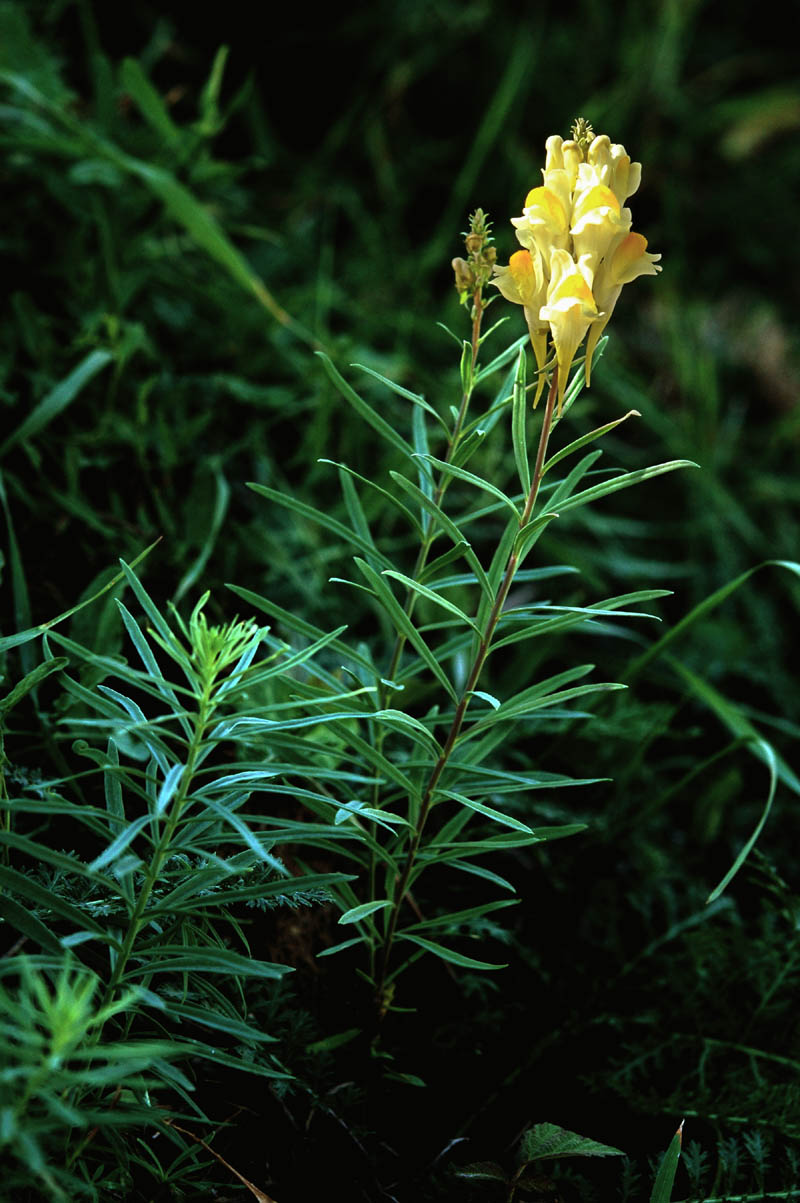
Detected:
[493,121,661,411]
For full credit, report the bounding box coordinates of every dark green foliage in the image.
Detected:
[1,2,799,1201]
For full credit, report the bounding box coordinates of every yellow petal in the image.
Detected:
[539,250,599,412]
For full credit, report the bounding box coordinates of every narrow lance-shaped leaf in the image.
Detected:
[511,346,531,495]
[649,1121,684,1203]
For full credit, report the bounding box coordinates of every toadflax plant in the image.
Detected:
[241,118,690,1030]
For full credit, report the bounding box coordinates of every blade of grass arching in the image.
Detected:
[0,470,34,674]
[668,656,800,796]
[0,350,113,459]
[706,740,778,903]
[120,57,182,147]
[0,539,160,654]
[173,464,230,604]
[625,560,800,680]
[419,33,536,275]
[650,1121,684,1203]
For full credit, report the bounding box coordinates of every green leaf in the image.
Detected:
[389,473,493,601]
[0,349,113,459]
[381,569,482,634]
[0,864,111,938]
[318,459,422,535]
[352,363,448,434]
[649,1122,684,1203]
[316,352,413,457]
[519,1122,625,1163]
[354,558,457,701]
[401,897,517,933]
[248,481,392,568]
[0,540,160,654]
[415,452,520,518]
[122,947,293,981]
[0,895,64,955]
[627,560,800,679]
[438,789,535,834]
[121,57,181,144]
[338,900,393,924]
[0,657,68,715]
[556,460,698,514]
[706,738,778,902]
[543,409,641,476]
[511,346,531,495]
[397,934,507,970]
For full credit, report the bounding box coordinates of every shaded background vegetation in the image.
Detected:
[2,0,800,1198]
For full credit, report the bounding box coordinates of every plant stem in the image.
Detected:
[375,369,558,1007]
[98,685,213,1013]
[367,286,484,980]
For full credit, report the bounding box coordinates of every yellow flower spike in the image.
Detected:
[539,248,600,414]
[492,249,549,405]
[570,183,632,275]
[512,186,571,260]
[584,231,662,384]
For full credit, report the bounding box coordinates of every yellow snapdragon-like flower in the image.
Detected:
[492,120,660,412]
[492,248,549,405]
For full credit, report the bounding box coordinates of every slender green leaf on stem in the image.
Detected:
[338,900,393,925]
[396,934,507,971]
[120,57,182,146]
[121,947,293,981]
[626,560,800,679]
[401,898,518,934]
[381,569,482,634]
[351,363,449,434]
[546,449,603,509]
[462,681,626,737]
[0,896,67,955]
[319,459,422,535]
[511,346,531,495]
[437,789,536,834]
[0,657,69,715]
[0,864,111,937]
[248,481,393,569]
[316,352,413,458]
[649,1121,684,1203]
[543,409,641,476]
[491,590,671,652]
[225,585,376,678]
[389,473,493,601]
[354,558,458,701]
[0,540,159,654]
[473,333,529,386]
[556,460,698,514]
[513,510,561,561]
[0,349,113,459]
[415,452,520,518]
